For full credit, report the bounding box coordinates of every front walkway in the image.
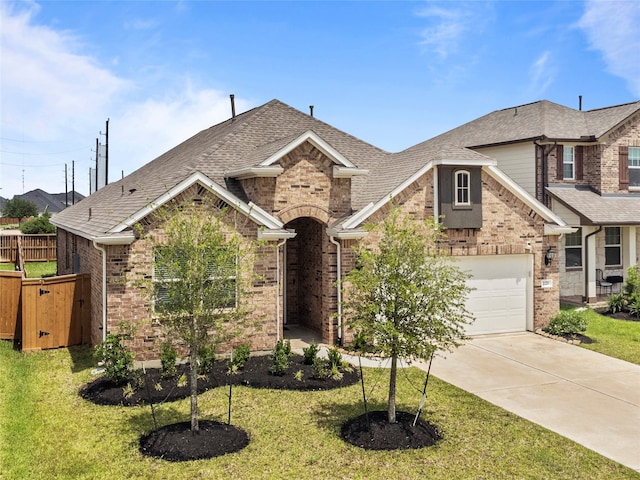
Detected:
[424,333,640,472]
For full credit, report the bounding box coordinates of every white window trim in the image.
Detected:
[454,170,471,207]
[629,146,640,190]
[563,146,575,180]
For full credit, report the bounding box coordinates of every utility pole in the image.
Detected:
[65,164,68,208]
[72,160,75,205]
[100,118,109,186]
[95,137,99,193]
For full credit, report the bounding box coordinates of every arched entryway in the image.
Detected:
[283,217,336,343]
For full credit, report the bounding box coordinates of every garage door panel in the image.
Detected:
[455,255,531,335]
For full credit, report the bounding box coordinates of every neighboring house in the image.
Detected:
[424,100,640,302]
[52,99,569,359]
[1,189,85,215]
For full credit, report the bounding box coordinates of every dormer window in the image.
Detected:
[454,170,471,207]
[563,147,575,180]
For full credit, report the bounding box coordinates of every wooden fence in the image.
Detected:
[0,272,91,352]
[0,234,56,263]
[0,217,29,226]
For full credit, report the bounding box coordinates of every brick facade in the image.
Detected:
[58,142,557,359]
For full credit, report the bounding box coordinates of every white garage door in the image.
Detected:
[455,255,532,335]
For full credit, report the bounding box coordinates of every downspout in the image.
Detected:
[92,240,107,342]
[329,236,342,345]
[275,238,288,342]
[584,226,602,302]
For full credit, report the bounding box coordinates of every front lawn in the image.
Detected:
[580,308,640,365]
[0,341,636,479]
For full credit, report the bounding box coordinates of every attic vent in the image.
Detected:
[197,185,207,196]
[214,198,229,210]
[129,188,137,194]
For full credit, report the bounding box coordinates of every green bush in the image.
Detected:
[545,309,588,336]
[628,294,640,319]
[160,342,177,378]
[269,340,292,376]
[94,332,134,384]
[228,344,251,372]
[311,356,330,379]
[327,345,343,369]
[607,293,627,314]
[19,213,56,234]
[198,345,217,375]
[302,341,319,365]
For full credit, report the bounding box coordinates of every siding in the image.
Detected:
[476,144,536,196]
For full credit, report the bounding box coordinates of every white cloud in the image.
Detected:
[415,2,493,59]
[0,2,247,198]
[577,0,640,97]
[526,51,556,98]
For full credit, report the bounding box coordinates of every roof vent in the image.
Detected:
[129,188,136,194]
[230,94,236,119]
[579,95,583,111]
[514,107,518,116]
[309,105,314,117]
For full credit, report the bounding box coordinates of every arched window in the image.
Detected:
[454,170,471,206]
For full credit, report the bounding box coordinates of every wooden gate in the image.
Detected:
[0,272,23,340]
[0,273,91,352]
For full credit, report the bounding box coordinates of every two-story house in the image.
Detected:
[424,100,640,302]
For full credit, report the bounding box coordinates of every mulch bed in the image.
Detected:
[604,311,639,322]
[139,420,249,462]
[341,410,442,450]
[80,354,360,406]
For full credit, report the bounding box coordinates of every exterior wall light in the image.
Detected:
[544,246,556,266]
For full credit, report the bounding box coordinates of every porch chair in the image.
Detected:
[596,269,613,295]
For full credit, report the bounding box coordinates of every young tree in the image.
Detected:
[2,197,37,218]
[344,207,473,424]
[150,200,257,432]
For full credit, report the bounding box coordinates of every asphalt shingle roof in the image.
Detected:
[56,99,488,239]
[417,100,640,148]
[546,186,640,225]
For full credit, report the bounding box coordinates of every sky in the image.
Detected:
[1,0,639,200]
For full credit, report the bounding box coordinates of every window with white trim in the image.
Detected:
[153,246,237,312]
[454,170,471,206]
[605,227,621,266]
[563,146,575,180]
[565,228,582,267]
[629,147,640,188]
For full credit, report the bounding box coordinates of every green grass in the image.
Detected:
[580,308,640,365]
[0,341,637,480]
[0,262,56,278]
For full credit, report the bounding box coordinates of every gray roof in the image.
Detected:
[2,189,84,215]
[417,100,640,149]
[53,99,491,239]
[547,186,640,225]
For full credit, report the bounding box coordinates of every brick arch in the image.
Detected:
[278,204,330,225]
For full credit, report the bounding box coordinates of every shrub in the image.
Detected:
[545,309,588,336]
[94,332,134,384]
[228,344,251,372]
[628,294,640,319]
[269,340,293,376]
[198,345,217,375]
[327,345,343,370]
[160,342,177,378]
[607,293,627,314]
[302,341,319,365]
[351,331,369,352]
[311,356,330,379]
[19,212,56,234]
[623,266,640,299]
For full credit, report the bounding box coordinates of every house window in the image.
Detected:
[563,147,575,180]
[605,227,621,266]
[153,246,237,312]
[630,147,640,188]
[454,170,471,206]
[565,228,582,267]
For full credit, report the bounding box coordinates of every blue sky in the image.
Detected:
[1,0,639,199]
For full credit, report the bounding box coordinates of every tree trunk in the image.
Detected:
[388,354,397,423]
[190,317,199,432]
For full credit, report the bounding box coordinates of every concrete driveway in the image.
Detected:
[425,332,640,472]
